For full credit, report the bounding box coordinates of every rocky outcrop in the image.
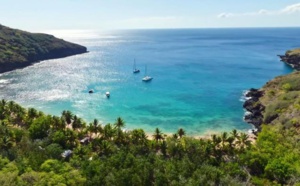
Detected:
[243,88,265,131]
[0,24,87,73]
[278,48,300,70]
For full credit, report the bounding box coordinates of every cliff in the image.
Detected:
[0,24,87,73]
[278,48,300,70]
[243,71,300,131]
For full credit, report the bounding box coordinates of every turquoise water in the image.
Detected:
[0,28,298,136]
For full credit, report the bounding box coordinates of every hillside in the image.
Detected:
[0,24,87,73]
[244,71,300,130]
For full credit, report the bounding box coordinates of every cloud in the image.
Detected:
[281,3,300,13]
[217,13,234,18]
[218,3,300,18]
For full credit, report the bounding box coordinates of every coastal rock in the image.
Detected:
[245,88,263,98]
[0,24,87,73]
[243,88,265,130]
[278,48,300,70]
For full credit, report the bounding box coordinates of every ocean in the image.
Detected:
[0,28,298,136]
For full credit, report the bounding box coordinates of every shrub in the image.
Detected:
[282,83,292,92]
[264,100,291,123]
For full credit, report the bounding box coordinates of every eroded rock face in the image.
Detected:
[243,89,265,130]
[278,52,300,70]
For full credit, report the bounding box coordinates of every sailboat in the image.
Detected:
[142,65,153,82]
[133,58,140,73]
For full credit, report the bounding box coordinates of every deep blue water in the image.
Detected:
[0,28,298,136]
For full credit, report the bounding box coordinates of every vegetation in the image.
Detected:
[286,48,300,57]
[0,24,87,73]
[257,71,300,127]
[0,100,300,185]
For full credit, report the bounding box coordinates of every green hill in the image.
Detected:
[0,24,87,73]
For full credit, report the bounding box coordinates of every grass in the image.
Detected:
[286,48,300,56]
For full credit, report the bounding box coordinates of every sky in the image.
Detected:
[1,0,300,31]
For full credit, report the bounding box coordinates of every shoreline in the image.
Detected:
[144,128,257,142]
[0,51,88,74]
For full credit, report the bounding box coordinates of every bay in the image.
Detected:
[0,28,298,136]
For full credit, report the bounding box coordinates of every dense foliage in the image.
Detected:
[0,24,86,72]
[0,100,300,185]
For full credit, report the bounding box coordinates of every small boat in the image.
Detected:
[142,65,153,82]
[88,89,94,93]
[133,58,140,73]
[106,92,110,98]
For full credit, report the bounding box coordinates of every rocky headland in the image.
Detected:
[278,48,300,70]
[244,49,300,132]
[0,24,87,73]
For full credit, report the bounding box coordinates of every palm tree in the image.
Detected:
[0,100,7,120]
[51,116,64,130]
[64,129,77,149]
[131,129,148,145]
[27,108,38,120]
[61,110,73,125]
[103,123,115,140]
[153,128,164,143]
[92,119,99,136]
[114,117,125,143]
[0,99,7,108]
[230,129,239,139]
[13,105,26,126]
[72,115,79,129]
[87,123,94,139]
[92,119,103,137]
[177,128,185,138]
[7,101,16,113]
[226,136,235,154]
[237,133,251,150]
[0,135,14,151]
[114,117,125,129]
[93,118,99,127]
[172,133,178,139]
[161,140,168,157]
[99,140,112,156]
[211,134,221,147]
[221,132,228,148]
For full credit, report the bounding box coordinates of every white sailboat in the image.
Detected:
[142,65,153,82]
[133,58,140,73]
